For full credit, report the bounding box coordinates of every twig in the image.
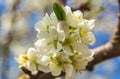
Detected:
[57,0,66,5]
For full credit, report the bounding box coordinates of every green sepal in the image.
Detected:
[53,2,66,21]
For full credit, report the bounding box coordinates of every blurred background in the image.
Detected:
[0,0,120,79]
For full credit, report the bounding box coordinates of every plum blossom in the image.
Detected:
[17,48,50,74]
[49,52,73,78]
[17,3,96,79]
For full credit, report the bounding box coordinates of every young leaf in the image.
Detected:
[53,2,66,21]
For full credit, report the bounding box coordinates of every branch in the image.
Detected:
[86,42,120,70]
[57,0,66,5]
[57,0,90,12]
[86,0,120,71]
[1,0,20,79]
[72,2,91,12]
[22,67,64,79]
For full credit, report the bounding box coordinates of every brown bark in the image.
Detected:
[57,0,90,12]
[86,42,120,71]
[58,0,66,5]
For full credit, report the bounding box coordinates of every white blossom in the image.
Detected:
[17,54,29,67]
[49,52,73,78]
[65,6,83,27]
[78,19,96,45]
[17,3,96,79]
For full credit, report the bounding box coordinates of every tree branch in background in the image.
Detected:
[72,1,91,12]
[86,0,120,71]
[58,0,90,12]
[58,0,66,5]
[1,0,20,79]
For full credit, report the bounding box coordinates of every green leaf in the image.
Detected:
[53,2,66,21]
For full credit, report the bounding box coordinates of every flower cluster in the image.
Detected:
[17,3,95,79]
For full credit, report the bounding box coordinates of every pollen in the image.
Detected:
[22,54,29,61]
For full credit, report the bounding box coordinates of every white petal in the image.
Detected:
[57,22,69,36]
[35,22,44,32]
[82,19,95,31]
[42,13,51,25]
[35,22,50,39]
[65,6,83,27]
[64,64,73,78]
[57,42,62,52]
[49,26,57,39]
[72,42,91,57]
[69,69,76,79]
[37,31,49,39]
[50,12,58,25]
[84,32,96,45]
[64,6,72,15]
[87,19,95,30]
[31,70,38,75]
[67,33,79,43]
[38,65,50,73]
[17,55,25,64]
[49,62,62,76]
[61,55,72,63]
[88,50,94,61]
[37,55,49,66]
[34,39,51,55]
[26,61,36,72]
[73,10,83,19]
[27,48,37,60]
[73,42,88,52]
[58,30,65,42]
[63,46,73,56]
[65,6,77,27]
